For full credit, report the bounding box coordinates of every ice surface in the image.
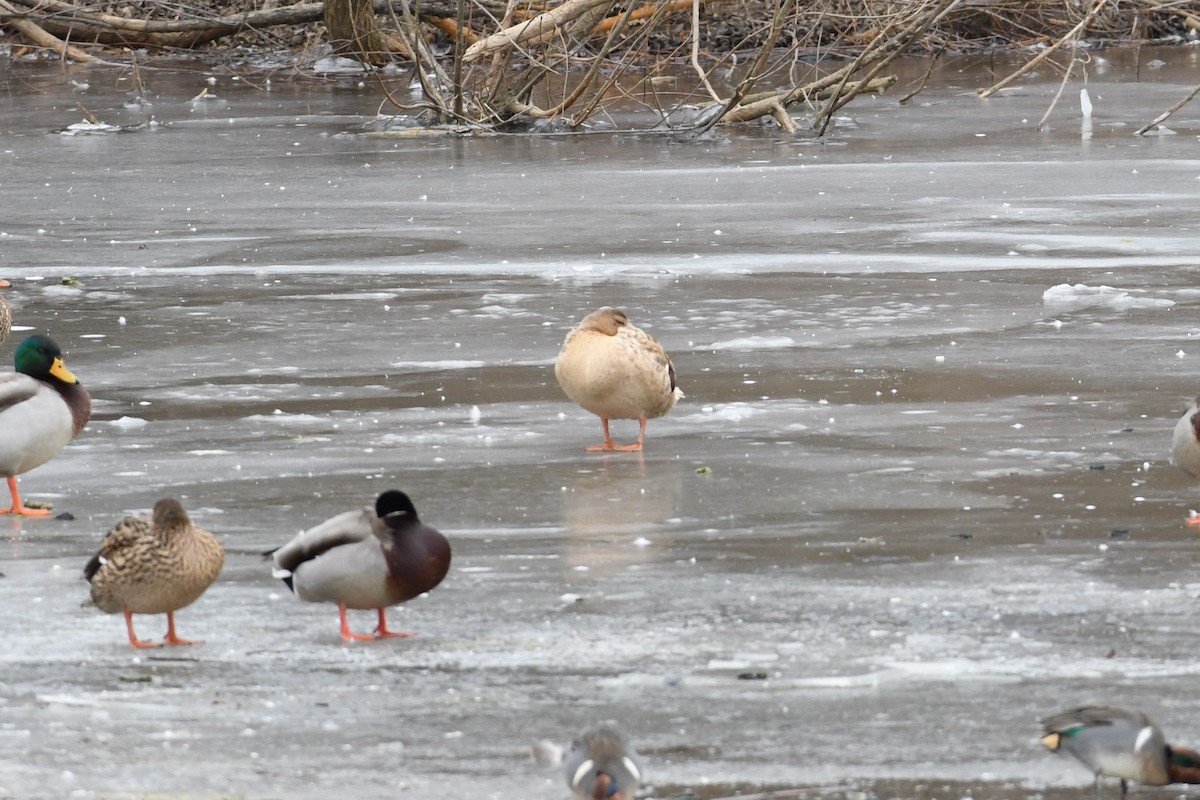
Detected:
[2,50,1200,800]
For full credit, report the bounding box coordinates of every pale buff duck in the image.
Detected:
[563,726,645,800]
[271,490,451,642]
[1041,705,1200,797]
[554,307,683,452]
[0,335,91,516]
[1171,395,1200,526]
[84,498,225,648]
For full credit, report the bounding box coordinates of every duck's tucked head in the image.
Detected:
[579,307,629,337]
[375,490,419,525]
[568,726,641,799]
[15,335,79,385]
[152,498,191,530]
[590,773,615,799]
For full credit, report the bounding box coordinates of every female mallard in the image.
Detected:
[554,307,683,452]
[0,335,91,516]
[1041,705,1200,796]
[0,279,11,345]
[84,498,225,649]
[271,490,451,642]
[564,726,644,800]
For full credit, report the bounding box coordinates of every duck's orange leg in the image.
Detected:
[375,608,414,639]
[586,418,646,453]
[339,603,377,642]
[0,477,52,517]
[163,611,201,646]
[124,611,162,649]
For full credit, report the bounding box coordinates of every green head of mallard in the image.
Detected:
[14,335,79,385]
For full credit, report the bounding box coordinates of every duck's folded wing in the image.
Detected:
[1042,705,1144,732]
[0,373,41,413]
[83,517,151,581]
[273,507,374,573]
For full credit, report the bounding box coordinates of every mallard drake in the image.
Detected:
[564,726,644,800]
[1041,705,1200,796]
[84,498,225,649]
[1171,396,1200,526]
[271,490,451,642]
[0,335,91,516]
[554,307,683,452]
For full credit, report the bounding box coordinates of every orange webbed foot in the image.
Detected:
[0,505,53,517]
[375,629,415,639]
[129,637,164,649]
[1,478,52,516]
[375,608,414,639]
[339,604,381,642]
[164,635,202,647]
[162,612,201,646]
[125,611,162,648]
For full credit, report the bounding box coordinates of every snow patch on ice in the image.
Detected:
[244,412,331,426]
[1042,283,1175,312]
[707,335,796,351]
[700,403,758,422]
[388,360,485,371]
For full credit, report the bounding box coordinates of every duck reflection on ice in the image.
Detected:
[558,456,684,576]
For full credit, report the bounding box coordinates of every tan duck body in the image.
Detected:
[0,336,91,516]
[554,307,683,452]
[85,498,224,648]
[1172,395,1200,469]
[272,490,451,642]
[1171,396,1200,525]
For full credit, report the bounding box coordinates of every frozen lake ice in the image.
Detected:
[3,46,1200,799]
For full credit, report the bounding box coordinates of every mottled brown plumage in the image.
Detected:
[554,307,683,452]
[0,280,11,346]
[84,498,224,648]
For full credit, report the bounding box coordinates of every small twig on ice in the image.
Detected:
[1135,81,1200,136]
[1037,47,1087,130]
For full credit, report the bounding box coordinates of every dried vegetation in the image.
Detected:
[3,0,1200,130]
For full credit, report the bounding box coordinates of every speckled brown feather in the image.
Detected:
[0,293,10,347]
[86,499,224,616]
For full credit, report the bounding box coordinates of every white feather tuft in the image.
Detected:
[571,759,594,788]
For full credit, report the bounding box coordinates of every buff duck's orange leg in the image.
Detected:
[587,418,646,453]
[1187,514,1200,528]
[339,603,377,642]
[0,477,52,517]
[375,608,414,639]
[163,611,201,646]
[124,611,162,649]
